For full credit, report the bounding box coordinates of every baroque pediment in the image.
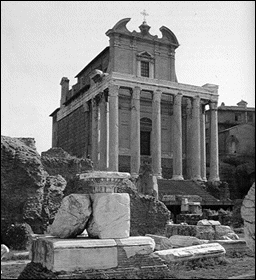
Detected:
[106,18,179,48]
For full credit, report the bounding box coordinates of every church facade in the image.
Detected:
[50,18,220,182]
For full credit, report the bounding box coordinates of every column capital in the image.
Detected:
[153,89,162,101]
[192,95,201,108]
[210,101,218,110]
[174,93,183,105]
[83,102,89,112]
[108,83,119,96]
[132,86,141,99]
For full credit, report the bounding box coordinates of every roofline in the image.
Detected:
[49,108,60,117]
[206,107,255,112]
[219,123,255,133]
[74,46,109,78]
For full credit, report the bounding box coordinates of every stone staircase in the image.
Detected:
[157,179,220,205]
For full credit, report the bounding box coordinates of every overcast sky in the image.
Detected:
[1,1,255,154]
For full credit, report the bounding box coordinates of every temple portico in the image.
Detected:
[58,71,219,182]
[51,18,220,183]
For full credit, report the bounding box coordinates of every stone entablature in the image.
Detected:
[56,72,218,121]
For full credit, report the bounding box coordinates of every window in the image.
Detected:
[247,112,253,122]
[235,113,241,122]
[141,61,150,77]
[141,131,151,155]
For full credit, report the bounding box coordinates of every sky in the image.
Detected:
[1,1,255,154]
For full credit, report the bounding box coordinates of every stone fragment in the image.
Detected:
[87,193,130,239]
[197,219,221,226]
[153,243,226,263]
[48,194,92,238]
[241,183,255,253]
[168,235,208,248]
[116,236,155,257]
[146,234,173,251]
[195,225,215,240]
[214,225,236,240]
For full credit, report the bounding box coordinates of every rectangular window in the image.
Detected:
[235,113,241,122]
[141,61,149,77]
[247,112,253,122]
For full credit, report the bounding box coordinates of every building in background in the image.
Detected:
[206,100,255,162]
[50,17,221,183]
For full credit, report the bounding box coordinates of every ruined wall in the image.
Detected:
[1,136,93,235]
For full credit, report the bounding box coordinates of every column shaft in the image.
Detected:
[130,86,140,176]
[91,98,99,170]
[99,93,108,170]
[109,84,119,171]
[191,96,202,181]
[152,90,162,178]
[209,102,220,182]
[186,98,192,179]
[200,104,207,181]
[172,93,184,180]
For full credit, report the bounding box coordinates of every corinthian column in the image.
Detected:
[130,86,140,177]
[152,89,162,178]
[209,101,220,182]
[91,98,99,170]
[200,104,207,181]
[172,93,184,180]
[99,92,108,171]
[108,84,119,171]
[191,96,202,181]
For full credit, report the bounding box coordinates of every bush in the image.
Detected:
[3,222,33,250]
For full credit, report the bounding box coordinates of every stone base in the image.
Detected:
[30,236,155,272]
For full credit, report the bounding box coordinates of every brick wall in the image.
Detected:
[57,106,89,158]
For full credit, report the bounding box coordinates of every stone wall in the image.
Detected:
[241,182,255,254]
[1,136,92,236]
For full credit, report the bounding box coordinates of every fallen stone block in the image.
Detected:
[145,234,173,250]
[208,239,250,256]
[152,243,225,263]
[168,235,208,248]
[197,219,221,226]
[87,193,130,239]
[48,194,92,238]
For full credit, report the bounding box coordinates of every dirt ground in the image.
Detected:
[1,256,255,279]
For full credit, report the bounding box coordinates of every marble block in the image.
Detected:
[87,193,130,239]
[153,242,225,262]
[48,194,92,238]
[30,236,155,272]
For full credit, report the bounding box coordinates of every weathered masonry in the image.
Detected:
[50,18,220,182]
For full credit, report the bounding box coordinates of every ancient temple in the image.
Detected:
[50,17,220,183]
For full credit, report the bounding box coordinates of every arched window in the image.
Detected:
[227,134,239,154]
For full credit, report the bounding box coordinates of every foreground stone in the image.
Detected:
[48,194,92,238]
[30,236,155,272]
[87,193,130,239]
[208,239,252,256]
[241,183,255,254]
[145,234,174,250]
[165,223,239,240]
[153,243,225,262]
[168,235,208,248]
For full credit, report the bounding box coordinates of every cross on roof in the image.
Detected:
[141,9,149,23]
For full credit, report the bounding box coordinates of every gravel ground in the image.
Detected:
[1,256,255,279]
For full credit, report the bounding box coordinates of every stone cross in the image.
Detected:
[141,9,149,23]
